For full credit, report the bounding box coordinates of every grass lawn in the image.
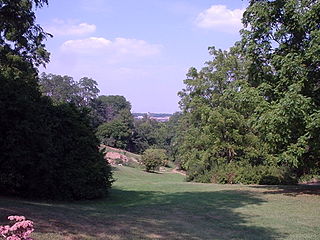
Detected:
[1,166,320,240]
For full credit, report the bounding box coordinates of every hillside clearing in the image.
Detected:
[1,166,319,240]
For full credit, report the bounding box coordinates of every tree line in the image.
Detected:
[38,72,179,171]
[173,0,320,184]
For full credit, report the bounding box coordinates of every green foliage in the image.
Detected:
[298,173,320,184]
[209,162,296,185]
[177,47,270,182]
[132,116,161,153]
[0,70,113,199]
[176,0,320,184]
[141,149,168,172]
[0,0,50,66]
[29,103,113,200]
[39,73,100,107]
[91,95,132,126]
[39,73,79,103]
[0,1,113,200]
[78,77,100,105]
[131,113,183,158]
[241,0,320,173]
[96,109,134,151]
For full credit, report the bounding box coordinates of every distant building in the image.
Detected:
[133,113,171,122]
[150,116,170,122]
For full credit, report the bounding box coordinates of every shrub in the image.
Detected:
[141,149,168,172]
[209,162,297,185]
[0,101,113,200]
[0,216,34,240]
[299,174,320,183]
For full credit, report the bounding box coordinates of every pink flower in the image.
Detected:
[7,216,25,222]
[0,216,34,240]
[7,236,20,240]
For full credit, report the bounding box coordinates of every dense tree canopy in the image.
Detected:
[91,95,132,125]
[0,0,50,66]
[39,73,100,107]
[96,109,135,151]
[175,0,320,184]
[0,0,113,200]
[241,0,320,174]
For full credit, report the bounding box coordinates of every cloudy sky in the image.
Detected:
[37,0,248,113]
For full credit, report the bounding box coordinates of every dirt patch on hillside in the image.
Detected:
[101,145,140,166]
[105,152,129,165]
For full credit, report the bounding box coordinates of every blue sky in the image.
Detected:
[37,0,248,113]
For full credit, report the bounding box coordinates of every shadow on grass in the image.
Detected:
[251,184,320,197]
[0,188,286,240]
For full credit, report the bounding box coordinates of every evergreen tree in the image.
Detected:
[0,0,113,200]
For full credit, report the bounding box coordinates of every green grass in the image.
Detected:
[1,166,320,240]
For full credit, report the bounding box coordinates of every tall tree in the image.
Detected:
[0,0,113,200]
[39,73,79,103]
[241,0,320,174]
[177,47,270,182]
[78,77,100,106]
[0,0,50,66]
[39,73,100,107]
[90,95,132,126]
[175,0,320,184]
[96,109,134,151]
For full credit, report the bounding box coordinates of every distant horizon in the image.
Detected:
[132,112,175,115]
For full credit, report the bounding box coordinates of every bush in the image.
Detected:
[141,149,167,172]
[29,103,114,200]
[208,162,297,185]
[0,216,34,240]
[299,174,320,183]
[0,98,113,200]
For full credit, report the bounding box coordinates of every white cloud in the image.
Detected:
[46,20,96,36]
[61,37,162,59]
[62,37,111,51]
[195,5,244,33]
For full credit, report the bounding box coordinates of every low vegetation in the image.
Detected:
[141,148,168,172]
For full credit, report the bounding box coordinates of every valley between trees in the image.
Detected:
[1,0,320,239]
[1,166,319,240]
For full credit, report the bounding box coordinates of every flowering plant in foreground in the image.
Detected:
[0,216,34,240]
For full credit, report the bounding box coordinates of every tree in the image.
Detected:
[39,73,79,104]
[0,0,113,200]
[45,103,113,200]
[96,109,134,151]
[175,0,320,184]
[132,116,160,153]
[39,73,100,107]
[241,0,320,175]
[78,77,100,106]
[91,95,132,125]
[177,47,268,181]
[0,0,50,66]
[141,149,168,172]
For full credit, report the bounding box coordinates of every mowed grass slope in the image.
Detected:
[1,166,320,240]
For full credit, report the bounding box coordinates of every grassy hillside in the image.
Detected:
[1,166,320,240]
